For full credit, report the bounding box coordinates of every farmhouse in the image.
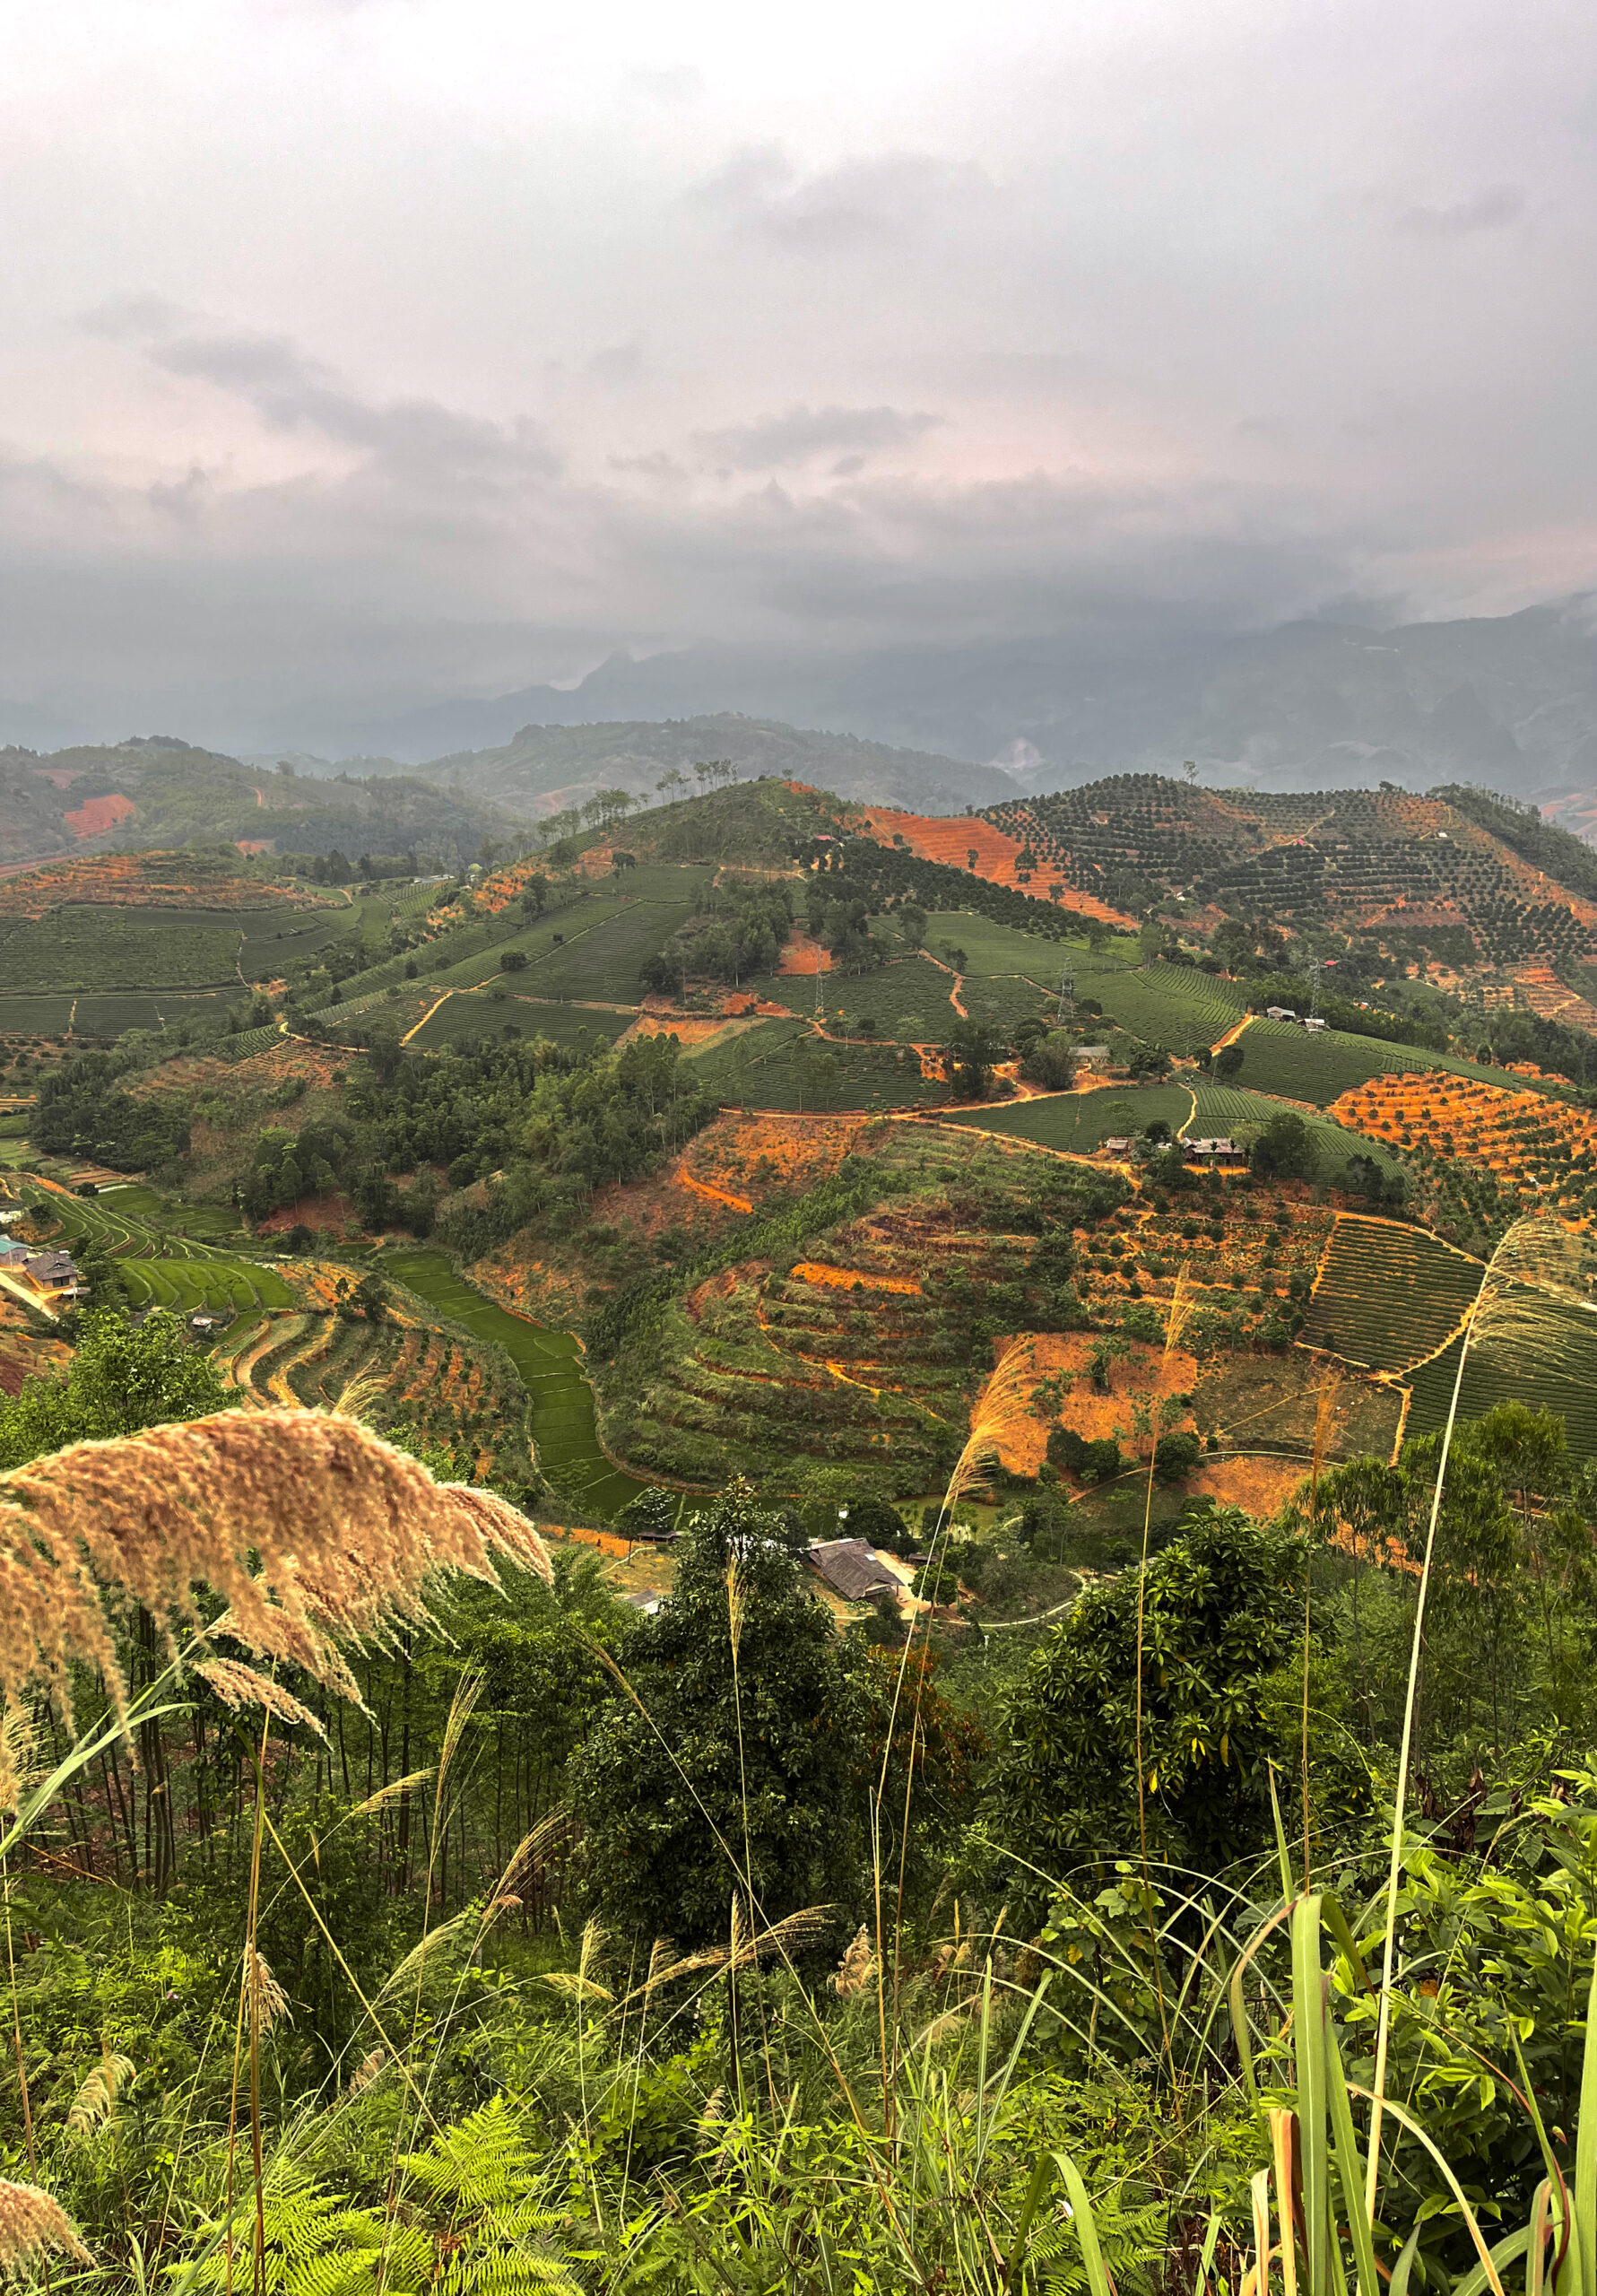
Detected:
[804,1538,904,1602]
[1265,1005,1297,1022]
[1179,1135,1245,1165]
[19,1248,81,1301]
[1100,1135,1136,1155]
[1072,1043,1112,1072]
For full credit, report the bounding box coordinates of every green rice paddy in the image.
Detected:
[378,1248,647,1518]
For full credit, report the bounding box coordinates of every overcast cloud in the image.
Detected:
[0,0,1594,746]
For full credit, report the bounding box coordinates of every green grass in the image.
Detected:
[1298,1213,1481,1371]
[1226,1018,1558,1109]
[939,1084,1193,1152]
[379,1248,647,1518]
[408,995,624,1052]
[688,1019,939,1111]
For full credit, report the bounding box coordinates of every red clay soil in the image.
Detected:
[856,811,1135,927]
[65,793,137,838]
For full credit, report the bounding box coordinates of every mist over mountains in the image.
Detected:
[9,595,1597,826]
[292,594,1597,807]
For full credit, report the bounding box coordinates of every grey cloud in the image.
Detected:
[148,327,561,485]
[75,293,190,341]
[1397,184,1526,236]
[692,404,942,470]
[691,146,990,250]
[586,337,646,385]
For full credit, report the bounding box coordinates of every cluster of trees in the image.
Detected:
[30,1052,190,1172]
[238,1116,355,1222]
[639,881,795,993]
[278,849,424,884]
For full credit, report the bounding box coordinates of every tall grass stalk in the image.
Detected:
[1365,1215,1568,2219]
[1133,1271,1195,2087]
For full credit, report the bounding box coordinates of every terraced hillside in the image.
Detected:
[1298,1214,1482,1372]
[217,1289,532,1481]
[978,778,1597,965]
[1328,1072,1597,1215]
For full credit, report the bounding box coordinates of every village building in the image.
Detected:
[19,1248,81,1302]
[1072,1043,1112,1072]
[803,1538,904,1603]
[1178,1135,1246,1166]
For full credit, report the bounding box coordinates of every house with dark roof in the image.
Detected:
[803,1538,904,1603]
[1178,1135,1245,1165]
[20,1249,80,1301]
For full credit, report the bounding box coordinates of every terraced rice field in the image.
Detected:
[1298,1213,1482,1372]
[406,995,623,1052]
[1082,964,1248,1054]
[1188,1084,1404,1178]
[1235,1021,1566,1110]
[1327,1072,1597,1210]
[380,1247,647,1517]
[751,952,1048,1043]
[35,1186,294,1317]
[216,1298,531,1475]
[688,1019,939,1112]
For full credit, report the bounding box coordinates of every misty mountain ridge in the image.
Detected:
[293,593,1597,807]
[283,714,1020,817]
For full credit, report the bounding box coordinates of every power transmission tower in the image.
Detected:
[1302,955,1324,1021]
[1057,967,1074,1023]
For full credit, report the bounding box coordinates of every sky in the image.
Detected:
[2,0,1595,744]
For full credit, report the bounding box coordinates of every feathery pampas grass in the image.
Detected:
[65,2045,136,2135]
[0,2181,92,2270]
[0,1407,551,1722]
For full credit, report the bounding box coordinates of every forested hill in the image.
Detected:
[0,736,523,869]
[351,711,1020,817]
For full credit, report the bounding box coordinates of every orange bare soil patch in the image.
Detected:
[0,849,314,921]
[1190,1453,1305,1517]
[235,838,274,857]
[779,930,833,975]
[623,1013,732,1048]
[857,809,1133,926]
[1510,963,1597,1032]
[64,792,137,838]
[976,1331,1198,1477]
[681,1172,754,1213]
[1329,1070,1597,1207]
[792,1261,921,1295]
